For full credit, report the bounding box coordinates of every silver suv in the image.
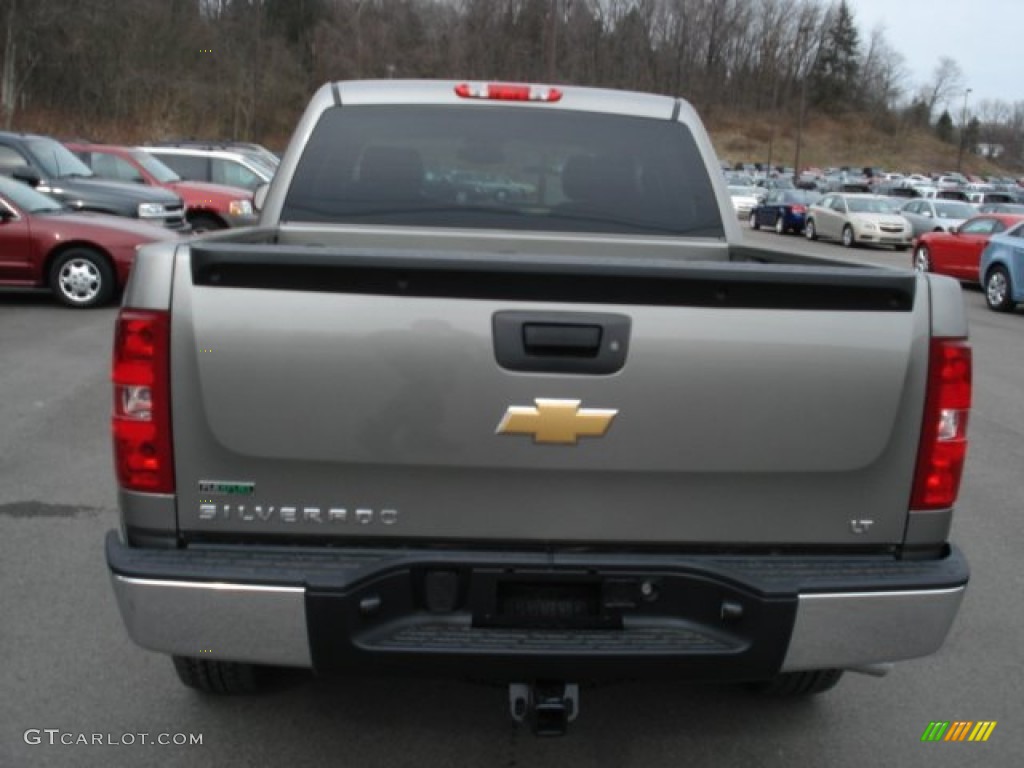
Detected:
[138,146,274,191]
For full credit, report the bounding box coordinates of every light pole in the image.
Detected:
[957,88,972,174]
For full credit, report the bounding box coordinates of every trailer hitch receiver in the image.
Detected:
[509,682,580,736]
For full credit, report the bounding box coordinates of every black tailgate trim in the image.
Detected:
[190,244,916,311]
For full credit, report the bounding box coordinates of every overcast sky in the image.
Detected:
[845,0,1021,111]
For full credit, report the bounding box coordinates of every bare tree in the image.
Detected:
[922,56,964,122]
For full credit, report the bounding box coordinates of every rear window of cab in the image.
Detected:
[281,105,724,238]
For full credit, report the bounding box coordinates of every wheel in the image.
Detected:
[48,248,115,308]
[188,214,226,233]
[913,245,931,272]
[841,225,855,248]
[775,215,786,234]
[747,669,844,696]
[805,219,817,240]
[172,656,262,694]
[749,211,760,230]
[985,266,1016,312]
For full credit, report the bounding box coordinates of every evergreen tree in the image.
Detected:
[935,110,954,143]
[811,0,861,114]
[904,98,932,130]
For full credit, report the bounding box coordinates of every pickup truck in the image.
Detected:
[106,80,971,735]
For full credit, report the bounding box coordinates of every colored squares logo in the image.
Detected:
[921,721,997,742]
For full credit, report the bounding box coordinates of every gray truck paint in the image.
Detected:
[169,239,929,545]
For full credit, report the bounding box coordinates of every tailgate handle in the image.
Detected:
[523,324,602,358]
[493,311,631,375]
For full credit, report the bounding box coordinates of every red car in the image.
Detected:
[66,142,257,232]
[913,213,1024,280]
[0,175,177,307]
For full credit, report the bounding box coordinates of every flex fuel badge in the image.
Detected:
[198,481,255,496]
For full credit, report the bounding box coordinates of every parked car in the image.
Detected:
[874,183,920,200]
[724,172,755,186]
[727,185,762,219]
[150,140,280,170]
[978,203,1024,215]
[936,174,966,189]
[912,213,1024,279]
[0,174,176,307]
[67,143,256,231]
[0,132,187,230]
[805,193,912,249]
[748,188,821,234]
[968,191,1019,206]
[979,220,1024,312]
[908,182,939,198]
[823,169,870,192]
[796,168,825,190]
[898,199,977,237]
[139,145,274,191]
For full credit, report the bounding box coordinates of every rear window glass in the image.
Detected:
[281,105,723,237]
[153,152,208,182]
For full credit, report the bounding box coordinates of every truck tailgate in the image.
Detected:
[171,243,927,546]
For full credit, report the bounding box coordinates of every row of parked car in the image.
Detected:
[726,163,1024,201]
[0,131,280,308]
[739,186,1024,314]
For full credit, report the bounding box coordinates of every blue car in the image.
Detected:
[748,189,822,234]
[980,220,1024,312]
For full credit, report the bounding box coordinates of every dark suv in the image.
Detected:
[0,132,188,230]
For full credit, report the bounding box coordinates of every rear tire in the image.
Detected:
[985,266,1016,312]
[775,215,786,234]
[749,211,760,230]
[748,669,844,696]
[805,219,817,240]
[172,656,262,694]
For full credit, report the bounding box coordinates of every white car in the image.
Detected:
[728,185,762,219]
[805,193,912,249]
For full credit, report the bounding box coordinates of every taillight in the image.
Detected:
[791,205,807,214]
[112,310,174,493]
[455,82,563,102]
[910,339,971,510]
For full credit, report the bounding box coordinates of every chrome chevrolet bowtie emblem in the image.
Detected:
[496,399,617,445]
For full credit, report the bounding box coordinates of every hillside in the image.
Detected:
[707,112,1014,177]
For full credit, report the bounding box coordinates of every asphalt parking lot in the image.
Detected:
[1,234,1021,767]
